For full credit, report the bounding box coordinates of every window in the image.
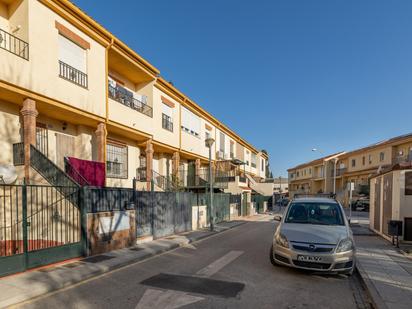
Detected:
[406,172,412,195]
[309,168,312,174]
[162,103,173,132]
[261,159,264,172]
[380,152,385,162]
[251,153,257,168]
[219,132,225,153]
[285,202,344,226]
[205,131,211,141]
[58,34,87,87]
[362,156,365,165]
[297,171,300,177]
[230,141,235,159]
[36,123,48,156]
[181,107,200,137]
[351,159,356,167]
[106,142,128,178]
[368,155,372,164]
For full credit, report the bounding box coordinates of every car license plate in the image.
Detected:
[297,255,322,262]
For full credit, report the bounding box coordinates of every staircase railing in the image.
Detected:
[64,157,90,187]
[30,145,80,206]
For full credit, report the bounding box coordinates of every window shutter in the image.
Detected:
[58,34,86,72]
[162,103,173,118]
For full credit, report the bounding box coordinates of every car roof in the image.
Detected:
[292,197,338,204]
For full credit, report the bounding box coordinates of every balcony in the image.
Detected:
[109,84,153,117]
[59,60,88,88]
[394,155,412,165]
[0,28,29,60]
[336,168,347,177]
[162,114,173,132]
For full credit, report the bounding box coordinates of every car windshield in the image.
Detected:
[285,202,344,225]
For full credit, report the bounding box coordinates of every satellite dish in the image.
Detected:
[0,164,18,184]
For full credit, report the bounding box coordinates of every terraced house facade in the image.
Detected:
[0,0,268,192]
[288,134,412,205]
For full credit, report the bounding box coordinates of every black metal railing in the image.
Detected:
[108,84,153,117]
[0,28,29,60]
[179,167,229,189]
[162,114,173,132]
[394,155,412,164]
[13,142,24,166]
[59,60,88,88]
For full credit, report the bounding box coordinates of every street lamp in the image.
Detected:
[205,137,215,231]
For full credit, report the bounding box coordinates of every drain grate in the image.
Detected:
[141,273,245,298]
[82,255,115,263]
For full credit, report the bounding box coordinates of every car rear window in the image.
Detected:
[285,202,344,225]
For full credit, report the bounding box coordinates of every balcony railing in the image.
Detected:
[162,114,173,132]
[251,162,257,168]
[336,168,347,176]
[394,155,412,165]
[0,28,29,60]
[108,84,153,117]
[59,60,88,88]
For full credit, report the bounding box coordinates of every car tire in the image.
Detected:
[270,245,279,266]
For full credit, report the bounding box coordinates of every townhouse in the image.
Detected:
[287,133,412,205]
[0,0,268,193]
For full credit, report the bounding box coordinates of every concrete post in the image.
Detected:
[145,139,154,191]
[20,98,38,183]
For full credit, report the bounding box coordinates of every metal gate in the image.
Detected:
[135,191,193,239]
[0,184,84,277]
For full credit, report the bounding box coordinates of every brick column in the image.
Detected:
[95,123,107,163]
[172,151,180,179]
[145,139,154,191]
[20,98,38,183]
[195,158,201,186]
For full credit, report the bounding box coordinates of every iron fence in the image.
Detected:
[59,60,88,88]
[0,28,29,60]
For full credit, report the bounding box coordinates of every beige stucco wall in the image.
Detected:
[151,87,179,148]
[399,170,412,221]
[347,146,392,173]
[0,100,21,166]
[181,117,216,160]
[0,0,106,118]
[0,2,8,31]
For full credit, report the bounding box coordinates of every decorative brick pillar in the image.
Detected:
[172,151,180,180]
[195,158,201,186]
[20,98,38,183]
[145,139,154,191]
[95,123,107,163]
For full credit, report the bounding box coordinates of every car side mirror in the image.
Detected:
[274,215,282,222]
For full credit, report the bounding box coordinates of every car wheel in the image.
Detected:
[270,245,278,266]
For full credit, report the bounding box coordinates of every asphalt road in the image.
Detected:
[17,216,369,309]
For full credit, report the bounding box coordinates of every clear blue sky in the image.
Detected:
[73,0,412,177]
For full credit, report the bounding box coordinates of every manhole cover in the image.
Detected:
[82,255,115,263]
[141,273,245,298]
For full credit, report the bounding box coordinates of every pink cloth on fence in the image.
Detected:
[67,157,105,187]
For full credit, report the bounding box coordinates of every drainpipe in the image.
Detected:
[103,36,114,186]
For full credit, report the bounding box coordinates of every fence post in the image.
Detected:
[22,182,28,270]
[79,187,89,256]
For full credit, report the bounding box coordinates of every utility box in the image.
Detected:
[388,220,403,236]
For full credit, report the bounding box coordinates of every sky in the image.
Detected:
[73,0,412,177]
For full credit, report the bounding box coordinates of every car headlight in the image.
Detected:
[275,233,289,248]
[336,238,354,253]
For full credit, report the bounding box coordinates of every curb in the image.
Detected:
[355,262,388,309]
[5,221,247,308]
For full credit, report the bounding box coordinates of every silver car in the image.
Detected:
[270,196,355,275]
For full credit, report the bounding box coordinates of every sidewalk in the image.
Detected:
[355,234,412,309]
[0,220,246,308]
